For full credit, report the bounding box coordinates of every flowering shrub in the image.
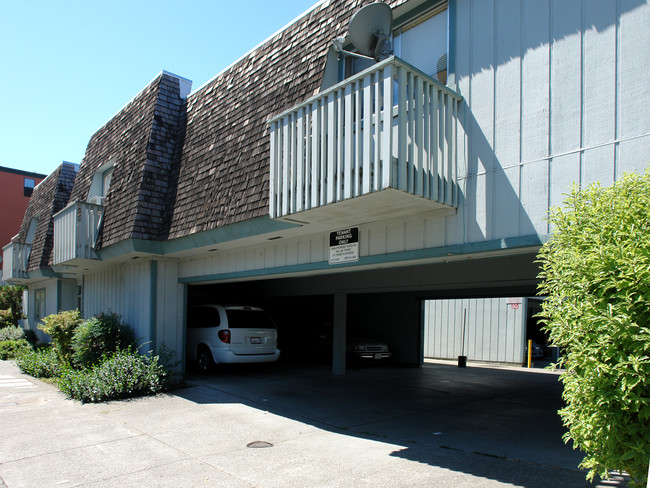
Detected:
[57,348,170,403]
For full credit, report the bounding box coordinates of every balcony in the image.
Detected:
[53,202,103,265]
[1,241,31,281]
[268,56,462,226]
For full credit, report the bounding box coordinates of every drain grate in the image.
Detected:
[246,441,273,448]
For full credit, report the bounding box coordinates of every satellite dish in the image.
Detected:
[348,3,393,60]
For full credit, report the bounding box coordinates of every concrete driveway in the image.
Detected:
[0,359,629,487]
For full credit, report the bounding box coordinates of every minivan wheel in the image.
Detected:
[196,346,215,374]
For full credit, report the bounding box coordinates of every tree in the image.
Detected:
[0,285,25,327]
[537,170,650,487]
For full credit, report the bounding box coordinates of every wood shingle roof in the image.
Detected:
[13,162,77,271]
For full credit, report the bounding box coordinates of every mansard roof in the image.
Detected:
[69,72,187,249]
[13,162,77,271]
[166,0,380,239]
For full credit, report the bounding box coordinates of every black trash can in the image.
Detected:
[458,355,467,368]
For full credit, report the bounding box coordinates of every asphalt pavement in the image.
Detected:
[0,358,631,487]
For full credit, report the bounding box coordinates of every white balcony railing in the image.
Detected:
[53,202,103,265]
[1,241,31,280]
[268,56,462,223]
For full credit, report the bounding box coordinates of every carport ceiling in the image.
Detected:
[189,252,540,299]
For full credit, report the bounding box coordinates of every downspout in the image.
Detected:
[149,260,158,354]
[56,280,62,313]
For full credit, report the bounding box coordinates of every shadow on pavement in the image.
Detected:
[178,360,630,488]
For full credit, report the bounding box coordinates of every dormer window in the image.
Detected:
[87,158,115,206]
[26,218,38,245]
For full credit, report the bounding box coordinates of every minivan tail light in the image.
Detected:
[218,330,231,344]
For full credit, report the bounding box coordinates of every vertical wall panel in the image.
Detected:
[494,0,522,167]
[424,297,526,364]
[549,153,581,213]
[83,261,152,344]
[520,160,550,235]
[492,167,521,238]
[583,0,617,148]
[550,0,582,155]
[521,1,550,163]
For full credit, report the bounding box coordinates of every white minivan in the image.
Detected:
[186,305,280,373]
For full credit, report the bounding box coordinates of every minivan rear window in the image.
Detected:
[188,307,221,328]
[225,309,276,329]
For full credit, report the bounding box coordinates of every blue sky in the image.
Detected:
[0,0,319,176]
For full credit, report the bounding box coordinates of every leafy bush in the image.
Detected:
[23,328,39,346]
[57,348,170,403]
[38,310,84,364]
[0,325,26,342]
[537,171,650,487]
[72,312,135,368]
[0,285,25,326]
[0,339,32,360]
[16,346,61,378]
[0,309,13,328]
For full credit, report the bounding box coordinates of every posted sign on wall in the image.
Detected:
[329,227,359,265]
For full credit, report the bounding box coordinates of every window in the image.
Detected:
[102,168,113,197]
[34,288,46,321]
[26,218,38,245]
[393,5,448,83]
[24,178,35,197]
[87,158,115,205]
[343,2,449,84]
[187,307,221,328]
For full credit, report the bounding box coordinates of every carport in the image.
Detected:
[182,251,541,375]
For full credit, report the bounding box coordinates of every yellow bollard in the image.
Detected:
[527,339,532,368]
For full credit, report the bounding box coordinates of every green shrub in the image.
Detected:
[0,309,13,328]
[57,348,170,403]
[16,346,61,379]
[537,171,650,487]
[23,328,39,346]
[0,325,25,342]
[0,339,32,360]
[72,312,136,368]
[0,285,25,326]
[38,310,84,364]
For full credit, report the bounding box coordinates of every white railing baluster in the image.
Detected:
[281,117,290,216]
[296,108,304,212]
[354,81,362,197]
[362,74,372,195]
[415,75,424,197]
[381,64,393,189]
[320,99,327,206]
[398,66,407,191]
[269,121,277,218]
[373,70,381,192]
[344,83,353,200]
[336,89,344,202]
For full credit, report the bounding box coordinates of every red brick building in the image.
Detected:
[0,166,46,262]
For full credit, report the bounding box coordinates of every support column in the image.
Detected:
[332,292,347,375]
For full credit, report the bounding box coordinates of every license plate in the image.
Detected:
[250,337,262,344]
[374,353,382,360]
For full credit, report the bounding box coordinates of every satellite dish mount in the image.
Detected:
[332,2,393,62]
